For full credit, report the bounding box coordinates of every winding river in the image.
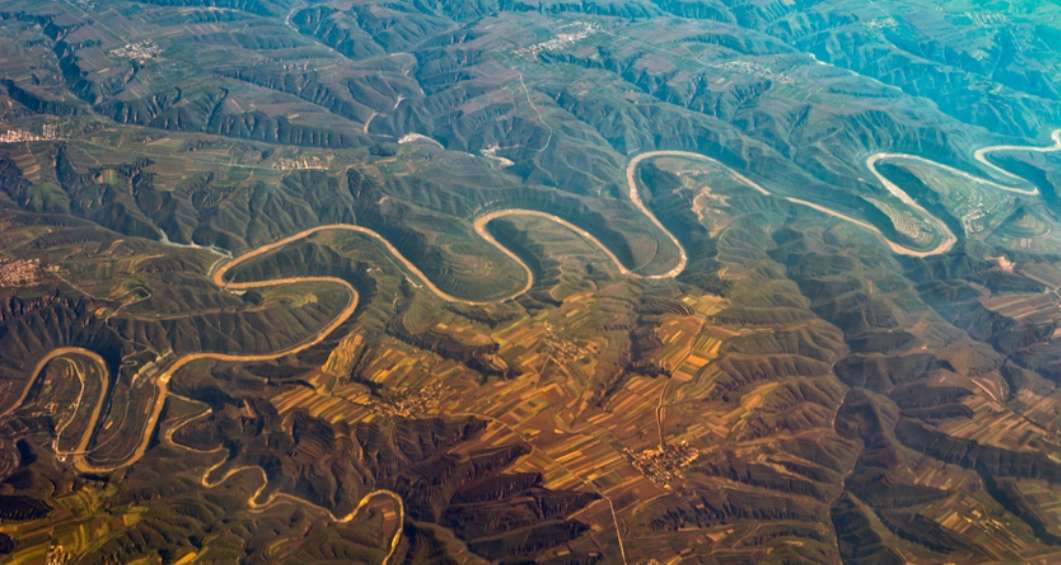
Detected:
[3,129,1059,561]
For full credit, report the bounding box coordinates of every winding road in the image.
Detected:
[4,129,1059,562]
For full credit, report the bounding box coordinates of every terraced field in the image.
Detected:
[1,1,1061,563]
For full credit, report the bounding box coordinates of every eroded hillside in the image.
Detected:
[1,1,1060,563]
